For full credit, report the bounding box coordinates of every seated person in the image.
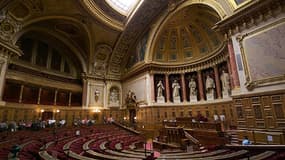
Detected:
[242,136,251,145]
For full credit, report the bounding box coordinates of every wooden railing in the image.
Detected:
[163,120,222,131]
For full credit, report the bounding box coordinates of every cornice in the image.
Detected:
[6,70,82,92]
[0,39,22,58]
[214,0,285,36]
[80,0,124,31]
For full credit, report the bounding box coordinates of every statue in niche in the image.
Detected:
[205,75,215,100]
[172,79,181,103]
[156,80,165,103]
[172,80,180,97]
[189,78,197,96]
[157,80,165,98]
[110,88,119,104]
[125,90,136,106]
[189,78,197,102]
[220,70,231,97]
[94,89,100,103]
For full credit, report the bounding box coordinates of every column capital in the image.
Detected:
[0,40,22,58]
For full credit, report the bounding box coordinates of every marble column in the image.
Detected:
[197,71,204,101]
[227,58,234,89]
[82,75,88,107]
[227,39,240,89]
[214,66,222,99]
[54,90,58,105]
[68,92,72,106]
[0,43,22,102]
[165,74,170,103]
[19,84,24,103]
[37,88,42,104]
[150,73,155,103]
[180,73,187,102]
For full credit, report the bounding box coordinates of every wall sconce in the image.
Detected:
[123,117,127,120]
[56,109,60,113]
[40,109,45,113]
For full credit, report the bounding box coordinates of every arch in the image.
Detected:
[14,27,87,73]
[144,0,227,63]
[12,15,92,73]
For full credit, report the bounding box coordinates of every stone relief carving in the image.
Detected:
[92,44,112,77]
[0,12,22,42]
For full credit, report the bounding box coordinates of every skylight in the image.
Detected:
[106,0,140,16]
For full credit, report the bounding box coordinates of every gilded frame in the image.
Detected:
[236,18,285,90]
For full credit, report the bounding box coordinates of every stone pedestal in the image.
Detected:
[109,101,120,107]
[206,93,214,101]
[157,96,165,103]
[173,96,181,103]
[190,95,197,102]
[222,90,230,98]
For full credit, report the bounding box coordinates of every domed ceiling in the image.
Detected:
[152,5,223,64]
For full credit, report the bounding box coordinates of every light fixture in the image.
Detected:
[92,109,101,113]
[123,117,127,120]
[56,109,60,113]
[40,109,44,113]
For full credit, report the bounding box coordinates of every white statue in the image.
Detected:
[189,78,197,102]
[157,80,165,97]
[110,88,119,103]
[188,78,197,96]
[205,75,215,100]
[220,70,230,97]
[94,89,100,102]
[172,80,181,103]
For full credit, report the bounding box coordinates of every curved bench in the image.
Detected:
[158,149,229,159]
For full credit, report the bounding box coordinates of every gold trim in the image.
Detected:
[229,0,252,10]
[237,18,285,90]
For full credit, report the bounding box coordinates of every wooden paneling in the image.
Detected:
[233,91,285,131]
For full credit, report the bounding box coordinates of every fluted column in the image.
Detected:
[165,74,170,102]
[68,92,72,106]
[197,71,204,101]
[150,73,155,103]
[180,73,187,102]
[227,39,240,89]
[214,66,222,99]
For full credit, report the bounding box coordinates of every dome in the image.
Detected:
[152,5,223,64]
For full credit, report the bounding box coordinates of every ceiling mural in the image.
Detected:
[152,5,222,64]
[126,31,148,69]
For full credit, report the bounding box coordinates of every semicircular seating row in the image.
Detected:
[0,124,284,160]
